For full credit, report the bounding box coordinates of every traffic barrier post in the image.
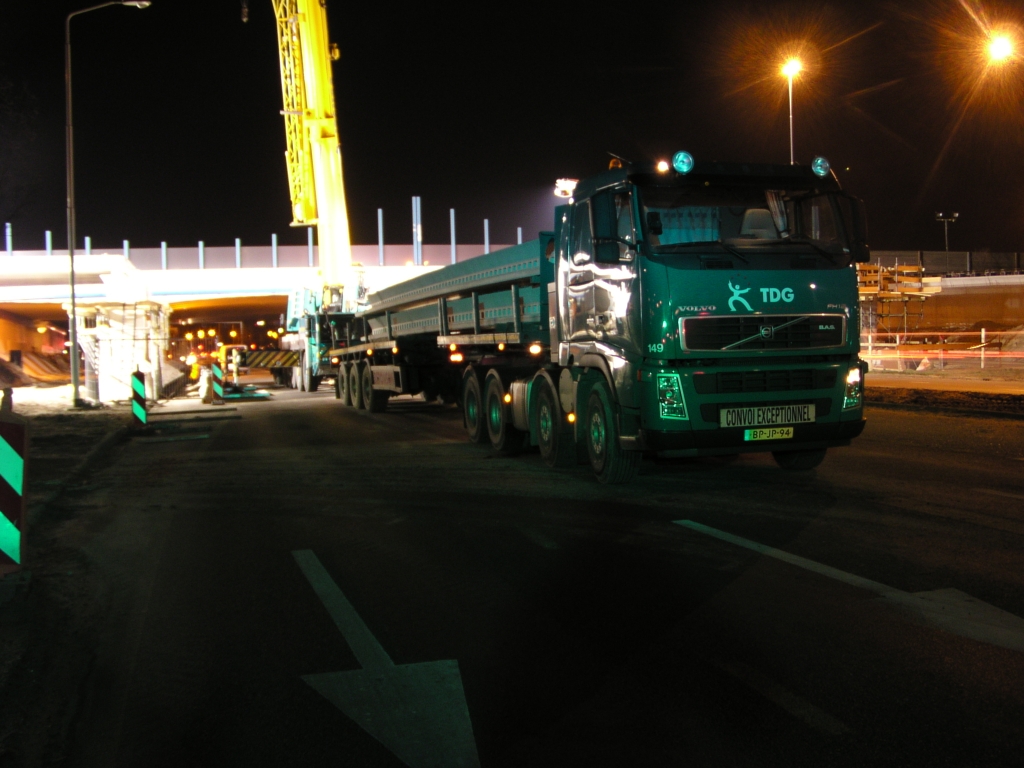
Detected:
[131,370,147,428]
[0,413,28,577]
[212,362,225,405]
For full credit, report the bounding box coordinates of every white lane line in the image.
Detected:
[713,660,851,736]
[674,520,1024,654]
[975,488,1024,502]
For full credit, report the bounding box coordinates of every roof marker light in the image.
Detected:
[812,156,831,178]
[672,151,694,174]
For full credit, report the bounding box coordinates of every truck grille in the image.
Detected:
[692,368,837,395]
[681,315,845,351]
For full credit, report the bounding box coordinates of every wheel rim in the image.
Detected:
[466,390,479,428]
[538,401,552,445]
[589,409,605,460]
[487,392,502,435]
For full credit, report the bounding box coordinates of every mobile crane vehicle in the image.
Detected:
[330,153,869,483]
[262,0,357,392]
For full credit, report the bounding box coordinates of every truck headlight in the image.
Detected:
[843,365,863,410]
[657,372,688,420]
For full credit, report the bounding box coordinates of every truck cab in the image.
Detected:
[553,155,868,473]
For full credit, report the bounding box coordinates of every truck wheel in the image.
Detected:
[484,374,527,456]
[308,374,322,393]
[349,363,364,409]
[361,364,389,413]
[585,382,640,484]
[462,370,487,443]
[535,381,575,468]
[337,364,352,405]
[772,448,827,471]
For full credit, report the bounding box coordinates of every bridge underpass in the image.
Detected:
[0,243,499,398]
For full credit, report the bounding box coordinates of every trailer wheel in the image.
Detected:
[462,370,487,443]
[337,364,351,405]
[535,381,575,468]
[585,382,640,484]
[772,448,827,471]
[361,364,389,413]
[484,374,527,456]
[349,363,364,409]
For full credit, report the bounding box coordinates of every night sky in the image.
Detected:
[1,0,1023,254]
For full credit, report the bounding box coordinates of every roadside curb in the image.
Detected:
[25,422,131,531]
[864,400,1024,421]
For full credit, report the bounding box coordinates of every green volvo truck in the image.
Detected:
[331,153,869,483]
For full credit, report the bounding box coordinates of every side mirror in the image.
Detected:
[647,211,663,236]
[840,194,870,263]
[592,191,623,264]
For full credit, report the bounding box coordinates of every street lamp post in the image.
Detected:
[66,0,151,407]
[781,58,802,165]
[935,211,959,252]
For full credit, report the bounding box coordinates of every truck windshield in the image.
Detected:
[638,185,852,262]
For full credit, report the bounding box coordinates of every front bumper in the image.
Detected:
[636,418,865,455]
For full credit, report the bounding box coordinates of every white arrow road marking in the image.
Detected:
[712,659,852,735]
[674,521,1024,654]
[292,550,480,768]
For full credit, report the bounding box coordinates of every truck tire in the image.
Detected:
[484,373,528,456]
[462,370,487,443]
[349,363,364,409]
[361,364,389,413]
[772,448,827,471]
[337,363,352,405]
[303,363,321,393]
[535,380,575,468]
[585,382,641,484]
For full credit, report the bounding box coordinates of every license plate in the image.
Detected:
[744,427,794,441]
[720,404,816,428]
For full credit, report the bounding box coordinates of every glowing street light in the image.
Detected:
[781,58,802,165]
[935,211,959,251]
[988,34,1014,63]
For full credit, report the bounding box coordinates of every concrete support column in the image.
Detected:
[235,238,242,269]
[123,239,130,261]
[307,227,314,267]
[484,219,490,254]
[272,233,278,268]
[161,241,167,270]
[5,223,10,254]
[84,236,91,255]
[46,230,52,255]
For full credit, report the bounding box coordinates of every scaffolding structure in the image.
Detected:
[71,301,171,403]
[857,264,942,342]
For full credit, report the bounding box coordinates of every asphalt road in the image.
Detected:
[51,388,1024,768]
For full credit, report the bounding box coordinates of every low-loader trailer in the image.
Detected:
[330,154,869,483]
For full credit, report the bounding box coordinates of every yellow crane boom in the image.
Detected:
[271,0,353,301]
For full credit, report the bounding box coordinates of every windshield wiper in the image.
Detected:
[653,240,749,264]
[756,237,841,263]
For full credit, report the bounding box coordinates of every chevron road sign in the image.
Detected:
[0,418,27,574]
[241,350,301,368]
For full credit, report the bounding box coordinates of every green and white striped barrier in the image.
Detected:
[0,419,27,573]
